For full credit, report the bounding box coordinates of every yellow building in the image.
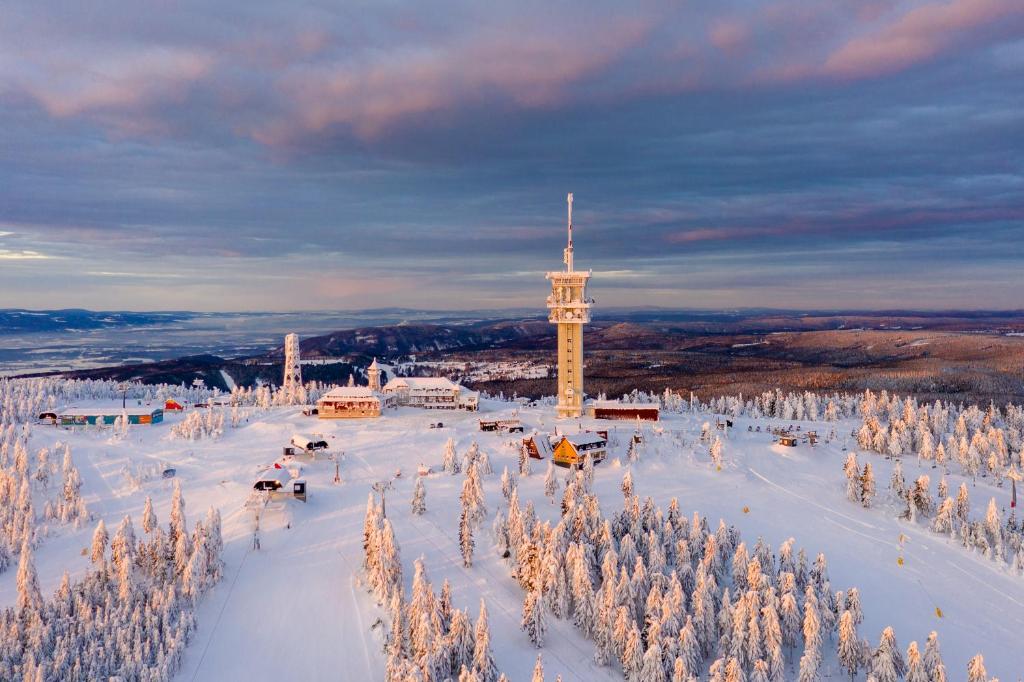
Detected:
[546,193,593,419]
[552,433,607,467]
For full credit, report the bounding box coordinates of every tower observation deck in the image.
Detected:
[546,193,593,419]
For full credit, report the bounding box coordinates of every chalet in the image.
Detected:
[779,435,798,447]
[553,432,607,467]
[56,406,164,426]
[522,434,554,460]
[317,386,393,419]
[164,399,184,411]
[589,400,660,422]
[381,377,479,411]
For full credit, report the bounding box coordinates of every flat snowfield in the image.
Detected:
[4,400,1021,680]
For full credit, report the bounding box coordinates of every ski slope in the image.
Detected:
[2,400,1020,680]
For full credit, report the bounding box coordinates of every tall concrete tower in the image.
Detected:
[546,193,592,418]
[367,357,381,391]
[283,333,302,401]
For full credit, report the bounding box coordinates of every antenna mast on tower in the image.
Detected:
[564,192,574,272]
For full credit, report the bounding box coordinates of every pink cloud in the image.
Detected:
[710,20,751,54]
[14,47,213,137]
[823,0,1024,78]
[254,17,652,144]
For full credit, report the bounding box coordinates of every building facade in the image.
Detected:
[317,386,393,419]
[552,432,607,467]
[546,193,592,419]
[54,407,164,426]
[589,400,660,421]
[381,377,478,410]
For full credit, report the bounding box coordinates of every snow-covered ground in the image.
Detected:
[3,400,1021,680]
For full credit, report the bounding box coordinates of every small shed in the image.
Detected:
[291,434,329,452]
[779,435,798,447]
[253,466,292,491]
[553,433,608,467]
[165,399,184,411]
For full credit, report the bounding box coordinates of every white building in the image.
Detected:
[381,377,479,411]
[317,386,394,419]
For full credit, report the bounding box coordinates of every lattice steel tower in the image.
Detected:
[546,193,593,418]
[283,333,302,400]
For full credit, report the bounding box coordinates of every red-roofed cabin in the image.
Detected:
[165,399,184,411]
[590,400,660,422]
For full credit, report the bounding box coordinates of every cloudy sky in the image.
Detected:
[1,0,1022,311]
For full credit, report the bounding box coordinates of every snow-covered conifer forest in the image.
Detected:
[0,376,1020,680]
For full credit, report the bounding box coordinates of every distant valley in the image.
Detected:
[7,308,1024,405]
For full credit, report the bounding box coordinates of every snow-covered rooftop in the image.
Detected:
[320,387,378,399]
[559,432,607,447]
[383,377,461,391]
[590,400,660,410]
[58,405,162,416]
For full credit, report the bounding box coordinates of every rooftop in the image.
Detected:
[58,405,162,416]
[560,432,607,447]
[320,387,378,399]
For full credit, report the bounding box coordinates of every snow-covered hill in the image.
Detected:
[0,395,1020,680]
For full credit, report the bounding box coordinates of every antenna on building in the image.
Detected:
[564,192,574,272]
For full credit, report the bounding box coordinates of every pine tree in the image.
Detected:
[844,587,863,625]
[15,539,42,614]
[860,463,876,508]
[622,623,644,682]
[443,438,460,474]
[522,587,546,648]
[932,498,955,535]
[411,477,427,515]
[519,444,531,477]
[169,479,187,544]
[472,600,498,682]
[837,611,863,680]
[890,462,905,500]
[678,614,700,675]
[923,631,945,679]
[460,509,474,568]
[955,483,970,523]
[871,626,905,682]
[142,495,157,534]
[543,461,558,503]
[461,461,487,525]
[710,437,723,469]
[905,641,928,682]
[531,654,544,682]
[966,654,987,682]
[501,467,516,501]
[844,453,861,503]
[799,589,822,680]
[640,639,667,682]
[621,470,634,501]
[90,519,109,565]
